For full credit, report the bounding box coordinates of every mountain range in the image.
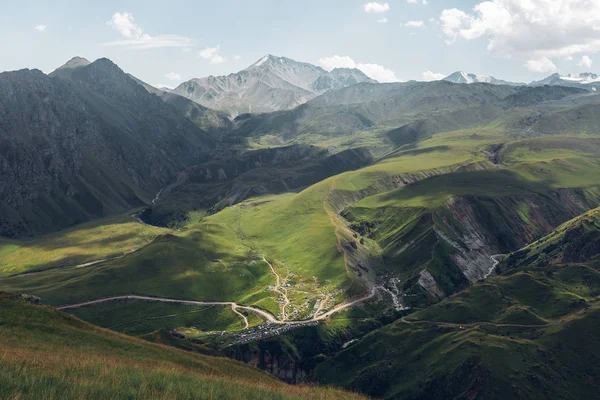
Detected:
[530,72,600,90]
[162,55,600,118]
[443,70,600,91]
[171,54,376,117]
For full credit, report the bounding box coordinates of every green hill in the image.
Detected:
[0,292,366,400]
[314,208,600,399]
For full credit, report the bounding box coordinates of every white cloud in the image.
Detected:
[405,20,425,28]
[440,0,600,70]
[578,55,593,69]
[199,45,225,64]
[234,55,242,60]
[102,12,193,49]
[421,71,446,81]
[319,55,356,70]
[364,2,390,13]
[153,83,175,89]
[358,63,399,82]
[378,17,388,24]
[407,0,428,4]
[33,24,47,32]
[164,72,181,81]
[107,12,142,38]
[525,57,558,73]
[318,55,399,82]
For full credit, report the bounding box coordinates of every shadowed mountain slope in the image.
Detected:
[0,58,215,237]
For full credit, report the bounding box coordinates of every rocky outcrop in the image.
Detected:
[223,343,311,384]
[418,270,444,299]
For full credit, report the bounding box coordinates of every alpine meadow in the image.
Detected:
[3,1,600,399]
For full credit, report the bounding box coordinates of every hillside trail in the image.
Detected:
[57,295,278,325]
[10,249,137,278]
[262,256,291,320]
[399,318,554,329]
[10,212,158,278]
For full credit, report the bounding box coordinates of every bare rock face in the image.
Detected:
[0,59,215,237]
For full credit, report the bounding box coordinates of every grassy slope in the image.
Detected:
[315,208,600,399]
[0,224,275,308]
[0,213,168,276]
[0,293,366,400]
[68,299,251,336]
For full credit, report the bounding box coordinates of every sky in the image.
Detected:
[2,0,600,87]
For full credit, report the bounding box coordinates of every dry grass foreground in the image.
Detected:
[0,293,367,400]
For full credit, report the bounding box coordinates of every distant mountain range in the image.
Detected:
[442,71,522,86]
[171,55,376,117]
[442,70,599,91]
[530,72,600,90]
[167,58,599,118]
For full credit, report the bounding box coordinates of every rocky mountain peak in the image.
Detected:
[49,57,91,78]
[62,56,91,69]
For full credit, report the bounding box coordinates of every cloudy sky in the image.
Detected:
[2,0,600,87]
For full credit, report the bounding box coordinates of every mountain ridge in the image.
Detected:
[171,54,376,117]
[443,71,522,86]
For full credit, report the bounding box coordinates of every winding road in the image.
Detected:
[262,257,291,320]
[56,295,280,325]
[55,283,384,327]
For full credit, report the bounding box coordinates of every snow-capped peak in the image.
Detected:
[444,71,485,84]
[442,71,520,86]
[252,55,271,67]
[249,54,285,69]
[559,73,600,83]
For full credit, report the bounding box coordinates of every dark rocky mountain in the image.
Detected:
[0,58,215,237]
[171,55,376,117]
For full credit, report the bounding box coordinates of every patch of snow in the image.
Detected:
[253,55,269,67]
[560,73,600,83]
